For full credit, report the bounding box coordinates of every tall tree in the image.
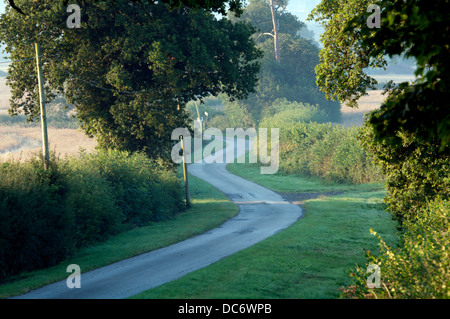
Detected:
[310,0,450,223]
[269,0,280,63]
[225,0,341,125]
[309,0,450,148]
[0,0,262,163]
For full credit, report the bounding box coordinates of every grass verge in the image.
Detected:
[226,161,383,193]
[131,162,398,299]
[0,172,238,299]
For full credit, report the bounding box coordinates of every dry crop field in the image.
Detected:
[0,77,97,162]
[339,90,385,127]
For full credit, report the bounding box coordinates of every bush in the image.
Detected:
[346,198,449,299]
[64,156,123,249]
[259,99,329,128]
[84,149,183,225]
[0,155,70,281]
[258,120,383,184]
[359,117,450,224]
[207,115,232,132]
[0,150,183,283]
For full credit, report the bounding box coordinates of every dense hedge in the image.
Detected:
[258,117,383,184]
[359,118,450,224]
[346,198,449,299]
[0,150,183,283]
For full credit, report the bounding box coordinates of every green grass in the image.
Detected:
[131,162,398,299]
[226,159,384,193]
[0,172,238,299]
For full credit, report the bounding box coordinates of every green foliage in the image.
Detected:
[357,1,450,150]
[206,115,232,131]
[308,0,386,108]
[223,98,256,128]
[0,154,70,282]
[229,0,304,42]
[0,0,261,163]
[311,0,450,149]
[359,118,450,225]
[259,99,329,127]
[82,149,184,225]
[259,117,383,184]
[346,198,449,299]
[0,150,183,283]
[223,0,341,126]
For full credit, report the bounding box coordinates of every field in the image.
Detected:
[339,90,386,127]
[0,78,97,161]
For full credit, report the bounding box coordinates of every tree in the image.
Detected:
[0,0,261,163]
[308,0,386,109]
[310,0,450,224]
[310,0,450,149]
[224,0,341,126]
[6,0,246,17]
[268,0,280,63]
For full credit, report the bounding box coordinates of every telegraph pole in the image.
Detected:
[180,135,191,207]
[178,101,191,207]
[35,42,49,168]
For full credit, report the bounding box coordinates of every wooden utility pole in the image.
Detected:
[177,101,191,207]
[180,135,191,207]
[269,0,280,63]
[35,42,49,167]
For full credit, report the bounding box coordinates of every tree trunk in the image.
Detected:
[269,0,280,63]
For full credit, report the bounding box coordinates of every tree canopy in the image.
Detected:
[0,0,262,162]
[309,0,450,149]
[310,0,450,224]
[224,0,341,126]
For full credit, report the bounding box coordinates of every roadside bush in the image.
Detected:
[259,99,329,127]
[206,115,232,132]
[64,157,123,249]
[0,155,70,281]
[359,116,450,224]
[346,198,449,299]
[259,120,383,184]
[0,150,183,283]
[85,150,183,225]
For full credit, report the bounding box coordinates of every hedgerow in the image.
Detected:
[258,117,383,184]
[345,198,449,299]
[0,150,183,283]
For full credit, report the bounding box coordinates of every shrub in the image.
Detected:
[0,155,69,281]
[258,120,383,184]
[259,99,330,127]
[84,149,183,225]
[207,115,233,132]
[346,198,449,299]
[64,157,123,249]
[0,149,183,283]
[359,117,450,224]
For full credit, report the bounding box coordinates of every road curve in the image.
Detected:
[12,137,303,299]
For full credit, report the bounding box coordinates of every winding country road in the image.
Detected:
[13,137,303,299]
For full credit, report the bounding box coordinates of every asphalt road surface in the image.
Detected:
[13,137,303,299]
